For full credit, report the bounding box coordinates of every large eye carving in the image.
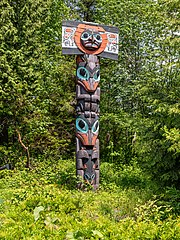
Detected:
[93,70,100,81]
[91,174,95,180]
[93,33,102,43]
[92,120,99,134]
[81,32,91,41]
[84,173,90,180]
[77,67,89,80]
[76,118,88,133]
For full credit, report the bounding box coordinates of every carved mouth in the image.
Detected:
[83,41,100,50]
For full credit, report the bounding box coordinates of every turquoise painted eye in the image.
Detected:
[77,67,90,80]
[81,32,91,40]
[93,34,102,43]
[93,70,100,81]
[84,173,90,180]
[76,118,88,133]
[92,120,99,134]
[91,174,95,180]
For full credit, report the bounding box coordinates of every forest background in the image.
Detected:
[0,0,180,239]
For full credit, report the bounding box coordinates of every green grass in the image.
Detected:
[0,159,180,239]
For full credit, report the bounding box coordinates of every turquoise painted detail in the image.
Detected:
[77,67,100,82]
[93,70,100,82]
[93,33,102,43]
[81,32,91,41]
[92,120,99,134]
[77,67,89,80]
[76,118,88,133]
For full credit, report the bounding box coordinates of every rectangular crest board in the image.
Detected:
[62,20,119,60]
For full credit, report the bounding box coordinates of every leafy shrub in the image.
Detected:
[0,159,179,239]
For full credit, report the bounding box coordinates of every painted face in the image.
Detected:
[83,158,96,184]
[74,24,108,55]
[76,66,100,92]
[76,55,100,92]
[76,116,99,146]
[64,28,74,40]
[107,33,117,43]
[76,147,99,186]
[80,30,102,50]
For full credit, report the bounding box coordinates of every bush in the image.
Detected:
[0,159,179,239]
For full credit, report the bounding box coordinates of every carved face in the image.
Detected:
[74,24,108,55]
[80,30,102,50]
[83,158,96,184]
[76,148,99,186]
[77,66,100,92]
[76,116,99,146]
[76,55,100,92]
[62,20,119,60]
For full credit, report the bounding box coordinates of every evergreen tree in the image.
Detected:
[0,0,74,164]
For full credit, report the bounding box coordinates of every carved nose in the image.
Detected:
[88,130,94,145]
[89,78,94,89]
[89,35,95,42]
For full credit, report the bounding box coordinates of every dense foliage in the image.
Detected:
[0,160,180,239]
[0,0,75,162]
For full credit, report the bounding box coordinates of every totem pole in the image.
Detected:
[62,21,119,189]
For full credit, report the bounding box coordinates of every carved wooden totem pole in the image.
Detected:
[62,21,119,189]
